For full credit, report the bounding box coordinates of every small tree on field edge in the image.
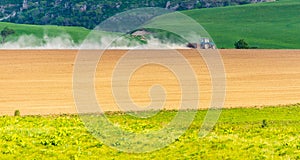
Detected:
[234,39,249,49]
[1,27,15,44]
[14,110,20,116]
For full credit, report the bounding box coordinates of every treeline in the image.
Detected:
[0,0,268,29]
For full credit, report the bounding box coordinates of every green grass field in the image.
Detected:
[182,0,300,49]
[1,104,299,159]
[0,22,90,44]
[0,0,299,48]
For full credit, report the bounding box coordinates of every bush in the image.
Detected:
[1,27,15,44]
[14,110,20,116]
[234,39,249,49]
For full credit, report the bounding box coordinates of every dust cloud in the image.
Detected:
[0,33,188,49]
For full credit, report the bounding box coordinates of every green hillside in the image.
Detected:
[182,0,300,49]
[0,0,299,49]
[0,22,90,44]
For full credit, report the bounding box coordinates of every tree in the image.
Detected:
[234,39,249,49]
[1,27,15,44]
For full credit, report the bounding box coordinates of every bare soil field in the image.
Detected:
[0,49,299,115]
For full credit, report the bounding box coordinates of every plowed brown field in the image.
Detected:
[0,49,299,115]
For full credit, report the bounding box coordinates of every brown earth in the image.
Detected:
[0,49,299,115]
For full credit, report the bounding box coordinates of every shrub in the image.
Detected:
[14,110,20,116]
[234,39,249,49]
[1,27,15,44]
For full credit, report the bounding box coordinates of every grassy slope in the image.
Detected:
[0,104,300,159]
[0,22,142,46]
[182,0,300,49]
[0,22,90,44]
